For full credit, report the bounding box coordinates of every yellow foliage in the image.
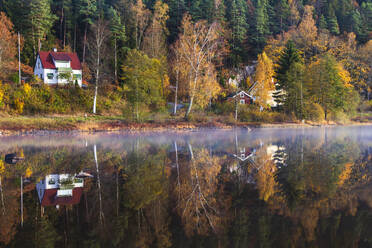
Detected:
[14,98,24,113]
[23,83,32,97]
[252,52,275,108]
[0,83,4,105]
[337,64,352,88]
[338,163,353,186]
[25,167,32,177]
[0,160,4,174]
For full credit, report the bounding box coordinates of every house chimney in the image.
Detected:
[53,48,57,52]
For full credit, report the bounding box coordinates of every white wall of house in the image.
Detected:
[34,56,44,80]
[72,70,83,87]
[43,68,58,84]
[34,55,83,87]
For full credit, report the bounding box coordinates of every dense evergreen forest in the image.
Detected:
[0,0,371,121]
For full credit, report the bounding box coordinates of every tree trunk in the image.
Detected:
[114,38,117,82]
[83,24,88,64]
[173,68,179,115]
[20,176,23,227]
[0,176,5,215]
[63,9,67,48]
[185,73,198,119]
[93,45,100,114]
[60,6,64,44]
[73,23,77,52]
[94,145,104,226]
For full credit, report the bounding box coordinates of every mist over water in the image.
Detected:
[0,126,371,247]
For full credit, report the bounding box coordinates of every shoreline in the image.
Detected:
[0,116,371,136]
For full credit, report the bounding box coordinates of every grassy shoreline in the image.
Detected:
[0,115,371,135]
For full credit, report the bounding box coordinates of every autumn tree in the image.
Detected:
[132,0,151,50]
[306,54,353,120]
[142,0,169,59]
[173,14,222,118]
[122,49,165,121]
[252,52,274,108]
[0,12,18,80]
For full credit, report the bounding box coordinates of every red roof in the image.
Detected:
[40,187,83,206]
[38,51,82,70]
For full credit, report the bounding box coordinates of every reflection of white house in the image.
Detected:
[267,145,287,167]
[36,174,84,207]
[34,49,83,87]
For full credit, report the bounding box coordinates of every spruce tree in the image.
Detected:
[328,11,340,35]
[318,14,328,31]
[252,0,271,51]
[165,0,185,43]
[79,0,97,64]
[228,0,248,65]
[29,0,57,52]
[350,10,362,37]
[275,0,290,33]
[274,40,303,113]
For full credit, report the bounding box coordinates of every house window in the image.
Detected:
[73,74,82,80]
[240,99,245,104]
[47,73,54,79]
[240,92,244,98]
[48,179,56,185]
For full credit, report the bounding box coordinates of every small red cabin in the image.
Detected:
[227,90,255,105]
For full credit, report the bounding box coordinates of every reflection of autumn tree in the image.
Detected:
[175,145,224,237]
[255,146,283,204]
[123,143,171,247]
[273,136,362,242]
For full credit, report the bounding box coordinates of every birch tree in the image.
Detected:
[91,16,109,114]
[174,14,222,119]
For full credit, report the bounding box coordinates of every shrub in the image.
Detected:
[213,101,235,115]
[330,111,349,124]
[304,103,324,122]
[14,97,24,113]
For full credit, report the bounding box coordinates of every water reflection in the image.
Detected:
[0,126,371,247]
[36,174,85,208]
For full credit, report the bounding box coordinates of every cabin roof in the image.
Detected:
[38,51,82,70]
[227,90,254,99]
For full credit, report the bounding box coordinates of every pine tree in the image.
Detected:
[29,0,57,53]
[350,9,362,37]
[109,7,126,82]
[328,11,340,35]
[275,0,290,33]
[274,40,304,115]
[165,0,185,43]
[318,14,328,31]
[252,0,271,51]
[228,0,248,65]
[360,1,372,43]
[79,0,97,64]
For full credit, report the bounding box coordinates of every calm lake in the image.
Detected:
[0,126,371,247]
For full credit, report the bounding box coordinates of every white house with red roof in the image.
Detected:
[34,48,83,87]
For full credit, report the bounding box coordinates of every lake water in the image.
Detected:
[0,126,371,247]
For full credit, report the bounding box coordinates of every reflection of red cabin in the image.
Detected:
[233,147,255,161]
[228,91,255,105]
